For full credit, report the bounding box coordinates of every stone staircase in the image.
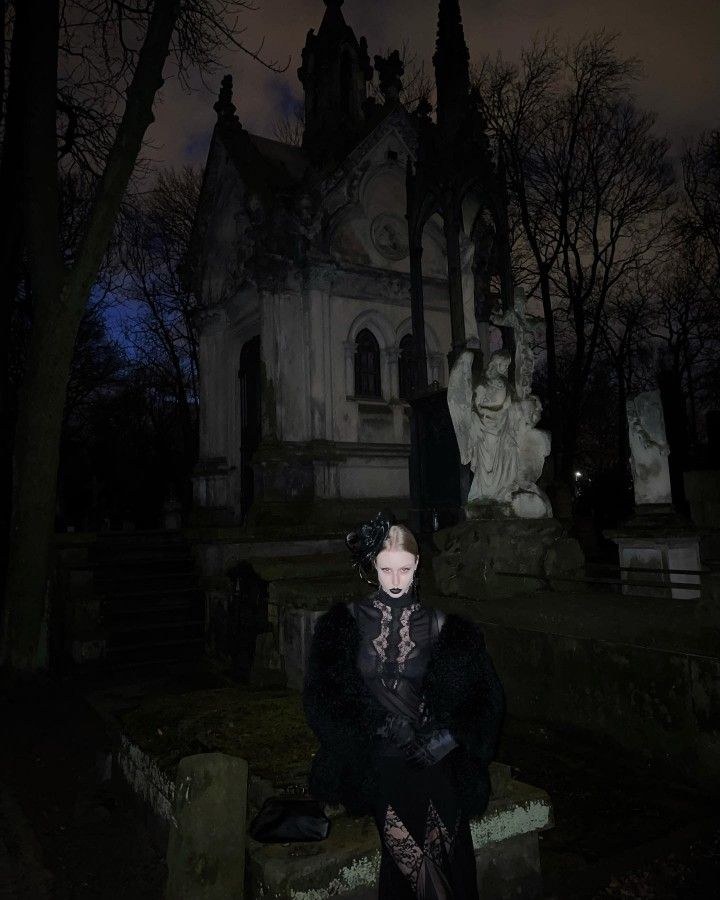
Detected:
[91,532,204,671]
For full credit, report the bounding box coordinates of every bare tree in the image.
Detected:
[116,166,202,471]
[272,100,304,147]
[681,129,720,279]
[477,32,675,483]
[598,275,655,469]
[643,249,720,443]
[2,0,285,670]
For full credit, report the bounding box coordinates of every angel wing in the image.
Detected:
[447,350,475,466]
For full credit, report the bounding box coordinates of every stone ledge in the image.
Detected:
[248,779,551,900]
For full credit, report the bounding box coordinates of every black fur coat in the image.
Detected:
[302,602,505,816]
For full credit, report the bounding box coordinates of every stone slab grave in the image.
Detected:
[108,686,552,900]
[249,551,371,690]
[248,764,551,900]
[608,390,702,599]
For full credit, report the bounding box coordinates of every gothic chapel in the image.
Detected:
[187,0,511,529]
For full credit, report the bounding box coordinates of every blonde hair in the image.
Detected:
[380,524,419,558]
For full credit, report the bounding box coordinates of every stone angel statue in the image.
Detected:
[448,344,553,518]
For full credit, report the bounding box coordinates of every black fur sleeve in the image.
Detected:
[302,603,381,749]
[423,614,505,768]
[302,603,382,812]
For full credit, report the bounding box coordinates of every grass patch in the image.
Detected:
[118,686,318,781]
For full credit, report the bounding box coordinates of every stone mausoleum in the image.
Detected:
[187,0,512,531]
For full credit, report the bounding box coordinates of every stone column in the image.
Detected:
[408,238,429,392]
[306,284,327,440]
[384,347,399,400]
[259,288,280,441]
[343,340,355,397]
[443,209,467,362]
[197,309,228,460]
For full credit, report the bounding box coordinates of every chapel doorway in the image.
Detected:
[238,335,261,521]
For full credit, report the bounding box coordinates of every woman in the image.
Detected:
[303,515,505,900]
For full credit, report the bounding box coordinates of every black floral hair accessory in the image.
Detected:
[346,512,394,583]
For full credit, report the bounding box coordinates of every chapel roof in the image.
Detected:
[247,134,310,184]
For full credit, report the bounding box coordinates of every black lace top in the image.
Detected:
[351,589,444,757]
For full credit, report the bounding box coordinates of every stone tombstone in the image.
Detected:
[626,390,672,507]
[281,607,324,691]
[166,752,248,900]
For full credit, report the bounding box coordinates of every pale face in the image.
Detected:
[375,548,418,598]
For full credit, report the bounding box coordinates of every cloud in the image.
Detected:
[143,0,720,171]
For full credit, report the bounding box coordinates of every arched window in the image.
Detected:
[354,329,381,398]
[398,333,417,401]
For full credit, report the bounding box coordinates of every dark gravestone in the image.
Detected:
[166,753,248,900]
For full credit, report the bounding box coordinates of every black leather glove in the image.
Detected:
[376,714,415,748]
[405,728,458,769]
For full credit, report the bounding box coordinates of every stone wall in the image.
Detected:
[446,591,720,791]
[685,470,720,530]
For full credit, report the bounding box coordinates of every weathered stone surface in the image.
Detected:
[468,602,720,791]
[474,832,542,900]
[282,608,325,690]
[249,553,351,582]
[606,510,702,600]
[247,773,551,900]
[249,631,287,688]
[626,390,672,506]
[166,752,248,900]
[684,470,720,529]
[543,537,586,592]
[448,297,552,518]
[432,518,582,599]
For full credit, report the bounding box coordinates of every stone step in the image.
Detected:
[249,552,355,582]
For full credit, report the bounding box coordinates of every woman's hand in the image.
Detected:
[405,728,458,769]
[377,713,415,747]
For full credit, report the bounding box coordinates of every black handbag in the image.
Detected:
[249,797,331,843]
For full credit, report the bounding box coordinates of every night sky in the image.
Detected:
[146,0,719,170]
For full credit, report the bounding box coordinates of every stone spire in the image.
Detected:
[298,0,372,161]
[214,74,238,124]
[374,50,404,104]
[433,0,470,136]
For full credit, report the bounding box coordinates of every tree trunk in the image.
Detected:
[538,266,560,474]
[0,0,29,587]
[616,359,629,474]
[2,0,63,669]
[2,0,181,670]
